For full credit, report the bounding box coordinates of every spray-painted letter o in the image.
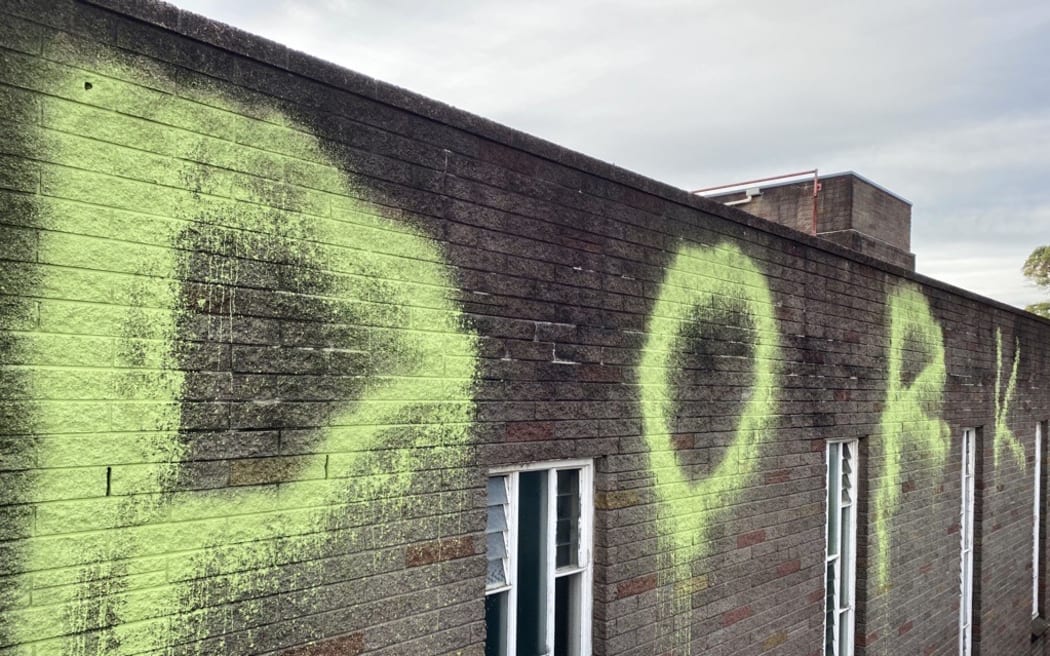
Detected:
[640,242,781,567]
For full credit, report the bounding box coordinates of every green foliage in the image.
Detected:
[1023,245,1050,289]
[1023,246,1050,317]
[1025,301,1050,318]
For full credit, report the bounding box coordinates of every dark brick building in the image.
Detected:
[0,2,1048,655]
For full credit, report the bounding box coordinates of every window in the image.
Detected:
[825,440,858,656]
[485,460,593,656]
[1036,421,1048,620]
[960,428,977,656]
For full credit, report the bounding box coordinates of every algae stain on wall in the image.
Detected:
[639,242,781,646]
[873,284,949,588]
[994,328,1024,472]
[3,53,478,654]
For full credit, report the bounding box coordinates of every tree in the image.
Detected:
[1023,245,1050,318]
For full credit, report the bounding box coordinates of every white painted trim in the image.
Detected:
[490,458,593,474]
[507,473,519,656]
[959,428,976,656]
[824,439,858,656]
[843,441,857,656]
[580,463,594,656]
[545,468,557,654]
[1035,423,1043,619]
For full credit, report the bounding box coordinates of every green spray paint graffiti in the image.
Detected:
[639,242,780,645]
[2,53,477,654]
[873,284,950,588]
[0,26,1021,655]
[994,328,1024,472]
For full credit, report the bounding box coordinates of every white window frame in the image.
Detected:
[485,459,594,656]
[960,428,977,656]
[824,439,858,656]
[1036,422,1045,619]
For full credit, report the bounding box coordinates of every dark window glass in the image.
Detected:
[517,471,547,655]
[825,560,836,654]
[485,592,507,656]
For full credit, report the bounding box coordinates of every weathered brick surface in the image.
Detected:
[0,1,1048,655]
[281,633,366,656]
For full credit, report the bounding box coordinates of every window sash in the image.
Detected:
[1035,423,1044,619]
[959,429,976,656]
[825,440,857,656]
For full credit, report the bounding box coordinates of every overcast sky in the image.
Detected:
[171,0,1050,310]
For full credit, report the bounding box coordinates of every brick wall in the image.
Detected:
[849,176,911,253]
[0,1,1048,655]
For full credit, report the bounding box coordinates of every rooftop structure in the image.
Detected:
[700,171,916,270]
